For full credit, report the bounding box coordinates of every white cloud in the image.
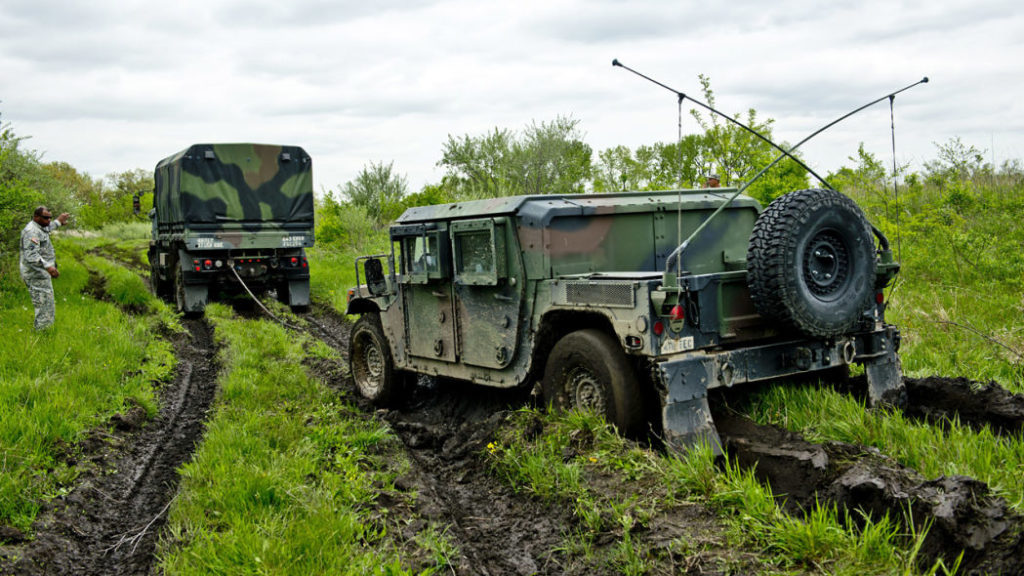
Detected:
[1,0,1022,195]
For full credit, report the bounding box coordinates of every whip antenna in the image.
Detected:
[612,59,929,275]
[612,58,832,188]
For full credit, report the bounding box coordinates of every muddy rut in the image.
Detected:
[0,318,219,576]
[714,376,1024,575]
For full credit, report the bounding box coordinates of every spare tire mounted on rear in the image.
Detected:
[747,188,876,338]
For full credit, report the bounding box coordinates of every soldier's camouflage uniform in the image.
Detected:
[20,218,62,330]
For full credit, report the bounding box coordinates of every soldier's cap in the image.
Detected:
[708,174,720,180]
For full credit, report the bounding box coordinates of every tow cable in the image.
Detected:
[228,265,302,331]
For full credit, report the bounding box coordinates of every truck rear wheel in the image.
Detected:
[542,329,646,436]
[747,188,876,337]
[350,313,403,406]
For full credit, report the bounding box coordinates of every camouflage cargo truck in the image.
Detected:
[345,187,903,449]
[149,143,315,315]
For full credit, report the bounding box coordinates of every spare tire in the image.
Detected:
[747,188,876,337]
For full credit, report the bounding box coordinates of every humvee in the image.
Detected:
[148,143,315,315]
[345,187,902,449]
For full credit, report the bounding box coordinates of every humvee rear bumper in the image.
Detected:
[657,325,902,453]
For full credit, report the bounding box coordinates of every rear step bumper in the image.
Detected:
[657,324,902,453]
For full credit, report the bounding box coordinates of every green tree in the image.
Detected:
[339,161,408,226]
[592,76,807,203]
[687,74,808,203]
[437,115,592,199]
[592,137,709,192]
[924,137,990,185]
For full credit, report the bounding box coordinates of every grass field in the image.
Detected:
[1,175,1020,574]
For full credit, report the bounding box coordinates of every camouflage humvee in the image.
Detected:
[346,187,903,449]
[149,143,315,315]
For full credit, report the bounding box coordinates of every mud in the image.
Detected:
[0,318,220,576]
[306,308,767,575]
[903,376,1024,436]
[714,404,1024,575]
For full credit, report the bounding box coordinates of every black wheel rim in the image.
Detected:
[354,333,384,396]
[565,366,607,414]
[803,229,850,300]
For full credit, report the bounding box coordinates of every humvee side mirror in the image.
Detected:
[364,258,387,296]
[132,193,141,215]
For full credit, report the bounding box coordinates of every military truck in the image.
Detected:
[149,143,315,315]
[345,187,903,449]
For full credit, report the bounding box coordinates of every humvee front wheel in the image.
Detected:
[542,329,645,436]
[350,313,402,406]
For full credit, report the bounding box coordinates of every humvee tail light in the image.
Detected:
[670,304,686,321]
[204,259,212,269]
[876,292,885,304]
[653,321,664,336]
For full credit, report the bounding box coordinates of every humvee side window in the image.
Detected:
[457,231,493,274]
[406,235,440,274]
[397,228,449,284]
[452,218,506,286]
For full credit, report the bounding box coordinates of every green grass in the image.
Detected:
[0,237,175,532]
[307,241,389,314]
[487,408,957,575]
[848,178,1024,390]
[158,303,454,575]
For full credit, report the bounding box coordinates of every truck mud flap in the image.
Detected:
[658,357,722,454]
[286,279,310,307]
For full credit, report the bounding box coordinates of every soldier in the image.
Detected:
[705,173,721,188]
[20,206,70,330]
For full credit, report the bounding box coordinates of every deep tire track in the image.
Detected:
[0,318,220,576]
[305,305,578,575]
[713,379,1024,576]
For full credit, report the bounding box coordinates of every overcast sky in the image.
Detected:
[2,0,1021,195]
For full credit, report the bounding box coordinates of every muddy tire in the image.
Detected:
[350,313,403,406]
[542,329,646,436]
[747,188,876,337]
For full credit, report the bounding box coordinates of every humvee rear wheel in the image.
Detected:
[542,329,645,436]
[350,313,402,406]
[747,188,876,337]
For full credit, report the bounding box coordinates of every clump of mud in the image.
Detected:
[903,376,1024,436]
[714,407,1024,575]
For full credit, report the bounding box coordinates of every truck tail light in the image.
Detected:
[193,259,201,272]
[653,321,664,336]
[290,257,298,266]
[670,304,686,321]
[203,259,212,270]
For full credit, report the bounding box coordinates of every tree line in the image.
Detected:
[3,77,1023,270]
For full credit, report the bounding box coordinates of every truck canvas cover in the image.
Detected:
[154,143,313,227]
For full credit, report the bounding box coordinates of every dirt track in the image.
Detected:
[0,318,219,576]
[3,292,1024,574]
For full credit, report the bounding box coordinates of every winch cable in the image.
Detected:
[229,265,302,331]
